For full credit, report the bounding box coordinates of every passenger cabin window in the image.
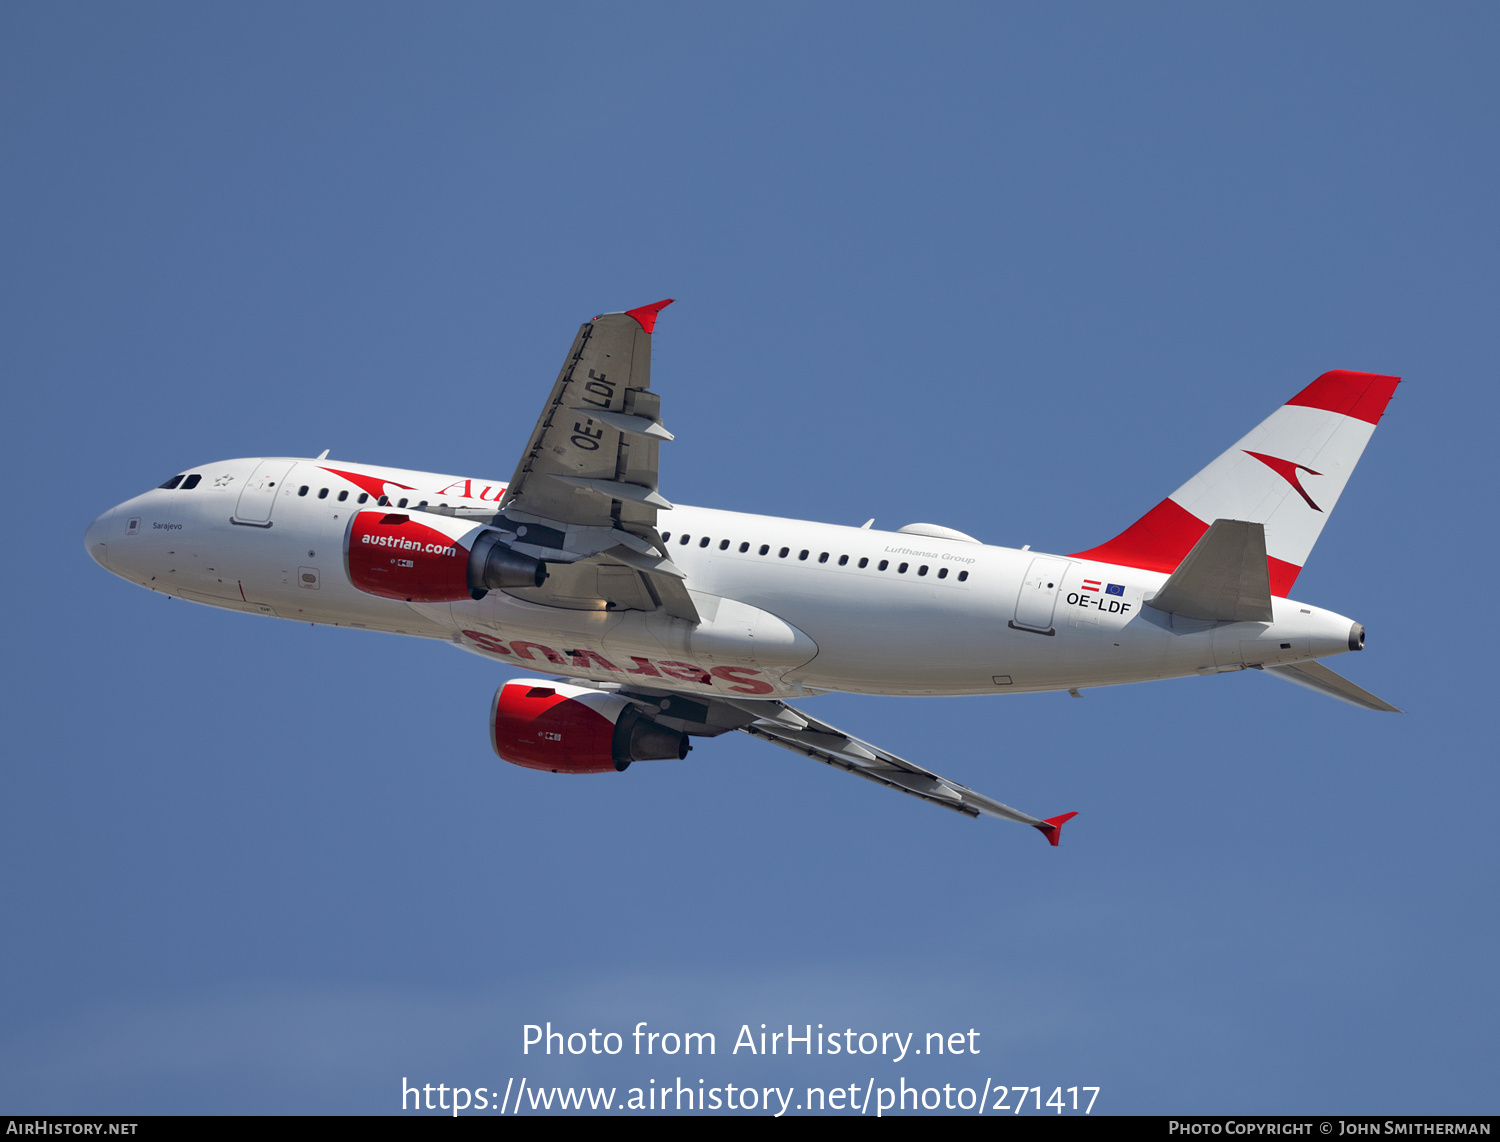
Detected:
[758,544,770,555]
[838,555,848,566]
[377,496,389,506]
[878,560,889,571]
[298,485,309,496]
[958,570,969,581]
[719,539,730,550]
[318,488,329,499]
[918,565,928,576]
[397,498,409,508]
[739,542,749,553]
[699,536,710,547]
[858,557,869,568]
[358,493,369,504]
[661,531,671,541]
[818,552,829,563]
[778,547,790,558]
[338,490,348,502]
[798,549,809,561]
[938,567,948,579]
[680,534,691,545]
[898,562,908,573]
[159,475,184,489]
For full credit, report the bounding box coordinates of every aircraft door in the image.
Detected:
[233,459,296,526]
[1012,556,1071,634]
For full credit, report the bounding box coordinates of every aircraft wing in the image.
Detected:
[606,684,1077,842]
[490,300,698,621]
[743,707,1074,838]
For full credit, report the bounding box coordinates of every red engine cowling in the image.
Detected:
[345,511,545,602]
[490,679,690,773]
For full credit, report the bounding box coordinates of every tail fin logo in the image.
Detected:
[1244,451,1323,512]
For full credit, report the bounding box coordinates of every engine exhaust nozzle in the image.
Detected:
[469,533,547,591]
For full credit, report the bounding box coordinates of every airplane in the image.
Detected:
[83,300,1401,844]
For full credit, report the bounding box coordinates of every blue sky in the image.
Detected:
[3,2,1496,1114]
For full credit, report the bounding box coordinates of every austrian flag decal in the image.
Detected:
[1080,579,1127,595]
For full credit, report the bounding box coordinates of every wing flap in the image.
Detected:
[546,474,673,509]
[595,546,697,621]
[600,545,688,579]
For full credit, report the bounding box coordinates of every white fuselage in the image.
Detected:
[85,457,1361,702]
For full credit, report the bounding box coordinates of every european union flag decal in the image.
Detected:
[1105,583,1124,596]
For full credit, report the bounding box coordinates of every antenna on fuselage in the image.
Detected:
[316,449,330,460]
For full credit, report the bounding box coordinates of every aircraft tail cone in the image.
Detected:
[1034,812,1078,847]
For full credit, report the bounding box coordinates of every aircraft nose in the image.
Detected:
[84,508,114,570]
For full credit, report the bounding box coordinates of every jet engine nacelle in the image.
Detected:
[490,678,690,773]
[345,510,546,602]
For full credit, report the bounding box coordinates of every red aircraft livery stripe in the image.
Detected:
[1267,555,1301,597]
[1068,498,1208,577]
[1285,370,1401,426]
[1067,499,1304,597]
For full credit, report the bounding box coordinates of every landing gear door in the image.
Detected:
[233,459,296,527]
[1012,557,1071,634]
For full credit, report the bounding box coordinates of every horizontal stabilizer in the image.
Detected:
[1263,660,1402,712]
[1147,519,1273,622]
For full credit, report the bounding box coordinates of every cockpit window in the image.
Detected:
[159,475,184,489]
[180,474,202,489]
